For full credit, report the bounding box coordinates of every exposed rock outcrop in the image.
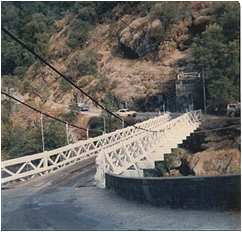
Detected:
[164,148,240,177]
[188,149,240,176]
[118,16,162,57]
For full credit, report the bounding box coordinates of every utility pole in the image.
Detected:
[7,87,12,118]
[108,114,112,133]
[86,127,89,139]
[122,119,125,128]
[191,95,194,111]
[66,123,70,144]
[202,68,207,114]
[103,116,106,134]
[40,113,45,152]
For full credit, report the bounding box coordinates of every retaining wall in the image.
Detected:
[106,173,241,209]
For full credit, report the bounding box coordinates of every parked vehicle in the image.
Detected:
[116,108,137,117]
[77,103,89,112]
[226,103,240,117]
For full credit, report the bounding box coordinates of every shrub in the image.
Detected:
[61,110,78,122]
[77,50,97,75]
[67,20,91,49]
[66,49,97,78]
[149,2,191,32]
[1,115,68,159]
[59,78,72,92]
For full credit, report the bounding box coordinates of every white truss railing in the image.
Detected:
[95,110,201,187]
[1,112,172,184]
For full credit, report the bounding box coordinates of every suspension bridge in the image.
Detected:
[2,110,201,186]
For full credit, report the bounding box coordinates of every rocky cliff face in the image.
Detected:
[188,149,240,176]
[118,16,162,57]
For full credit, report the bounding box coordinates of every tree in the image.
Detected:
[44,120,67,150]
[192,21,240,105]
[218,2,240,41]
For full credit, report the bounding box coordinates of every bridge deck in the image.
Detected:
[2,157,240,231]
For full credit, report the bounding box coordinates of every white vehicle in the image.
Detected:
[77,103,89,112]
[116,108,137,117]
[226,103,240,117]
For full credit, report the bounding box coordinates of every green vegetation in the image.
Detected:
[2,121,42,160]
[76,50,97,76]
[192,2,240,106]
[1,2,103,78]
[2,2,61,76]
[150,2,191,33]
[59,78,72,92]
[67,19,91,49]
[61,110,78,123]
[102,92,120,111]
[2,109,68,160]
[43,120,67,150]
[65,49,97,79]
[88,117,105,137]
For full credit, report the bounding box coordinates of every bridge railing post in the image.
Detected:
[122,119,125,128]
[40,113,45,152]
[86,127,89,139]
[103,116,106,134]
[43,154,48,171]
[66,123,70,144]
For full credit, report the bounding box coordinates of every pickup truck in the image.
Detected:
[116,109,137,117]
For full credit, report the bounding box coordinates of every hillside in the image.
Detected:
[1,2,240,159]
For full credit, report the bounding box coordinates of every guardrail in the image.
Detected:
[1,113,172,184]
[106,173,240,209]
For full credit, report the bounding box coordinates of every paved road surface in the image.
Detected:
[1,157,240,230]
[76,110,161,122]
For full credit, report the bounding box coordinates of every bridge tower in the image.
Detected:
[175,72,202,112]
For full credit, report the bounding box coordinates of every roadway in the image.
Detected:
[1,157,240,230]
[76,108,161,121]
